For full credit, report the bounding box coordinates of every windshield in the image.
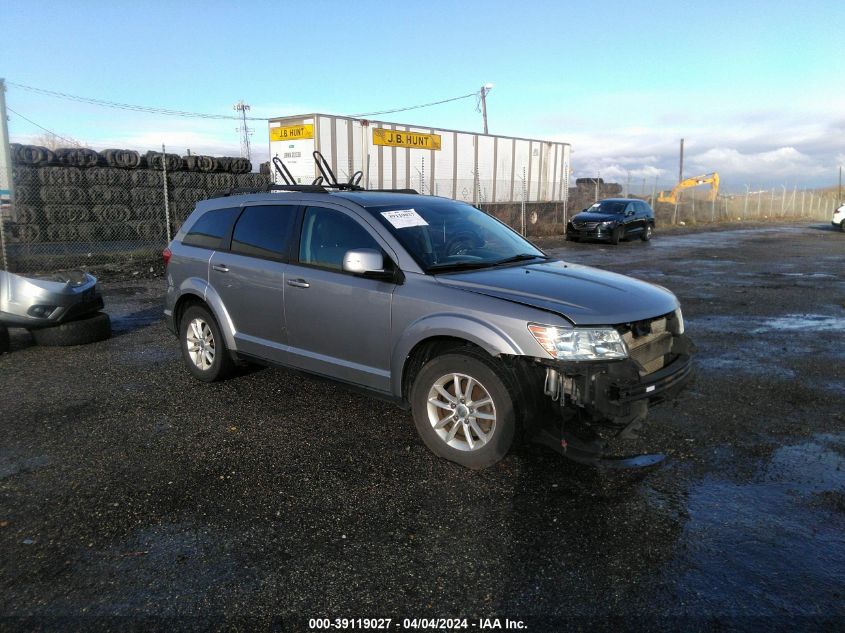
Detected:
[587,200,628,215]
[367,198,546,273]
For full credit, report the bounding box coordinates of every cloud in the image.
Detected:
[544,104,844,190]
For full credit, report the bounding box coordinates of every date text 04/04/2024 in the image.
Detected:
[307,618,527,630]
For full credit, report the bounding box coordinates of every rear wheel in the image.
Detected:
[179,305,234,382]
[410,350,516,469]
[0,324,9,354]
[31,312,111,347]
[641,224,653,241]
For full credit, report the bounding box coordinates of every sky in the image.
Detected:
[2,0,843,190]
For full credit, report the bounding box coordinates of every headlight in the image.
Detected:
[528,323,628,360]
[599,221,616,227]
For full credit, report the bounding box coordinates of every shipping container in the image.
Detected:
[267,114,571,205]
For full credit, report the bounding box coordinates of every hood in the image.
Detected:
[435,259,678,325]
[571,211,623,223]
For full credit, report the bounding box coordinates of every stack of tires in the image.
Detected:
[130,168,167,243]
[5,166,42,244]
[6,143,264,259]
[39,166,89,243]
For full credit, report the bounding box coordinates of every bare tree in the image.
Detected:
[32,133,84,150]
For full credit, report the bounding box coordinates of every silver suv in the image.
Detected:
[164,188,694,469]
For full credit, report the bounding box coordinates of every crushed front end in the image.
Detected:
[530,310,695,467]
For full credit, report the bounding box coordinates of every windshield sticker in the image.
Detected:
[381,209,429,229]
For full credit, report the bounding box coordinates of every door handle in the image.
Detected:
[212,264,229,273]
[287,279,310,288]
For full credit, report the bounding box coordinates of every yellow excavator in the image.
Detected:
[658,172,719,204]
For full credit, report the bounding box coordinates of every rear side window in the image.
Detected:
[231,205,297,261]
[299,206,380,271]
[182,208,239,249]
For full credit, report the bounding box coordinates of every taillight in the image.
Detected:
[162,247,172,268]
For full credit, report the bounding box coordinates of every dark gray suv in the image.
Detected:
[164,189,693,469]
[567,198,656,244]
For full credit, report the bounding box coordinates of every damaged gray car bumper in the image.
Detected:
[0,270,104,328]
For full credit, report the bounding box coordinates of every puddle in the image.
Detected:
[655,434,845,616]
[110,306,163,332]
[691,313,845,334]
[778,273,839,279]
[752,314,845,333]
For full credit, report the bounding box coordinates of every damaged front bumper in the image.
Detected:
[532,333,696,467]
[0,270,104,328]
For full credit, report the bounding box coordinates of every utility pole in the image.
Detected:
[0,78,13,271]
[839,165,842,203]
[678,138,684,183]
[479,84,494,135]
[233,101,253,161]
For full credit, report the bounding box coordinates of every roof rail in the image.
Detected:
[209,184,327,199]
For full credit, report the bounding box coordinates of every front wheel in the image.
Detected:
[410,351,516,469]
[609,227,623,245]
[179,305,234,382]
[641,224,653,241]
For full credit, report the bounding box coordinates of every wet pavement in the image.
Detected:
[1,222,843,631]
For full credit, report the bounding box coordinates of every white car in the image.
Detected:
[833,203,845,232]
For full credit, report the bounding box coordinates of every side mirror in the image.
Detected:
[343,248,384,275]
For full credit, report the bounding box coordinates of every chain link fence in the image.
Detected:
[1,145,841,275]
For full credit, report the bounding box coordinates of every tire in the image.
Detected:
[410,350,516,469]
[31,312,111,347]
[566,233,579,242]
[610,226,622,245]
[840,220,845,233]
[641,224,653,241]
[179,305,234,382]
[0,324,9,354]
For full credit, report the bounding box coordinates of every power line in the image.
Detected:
[7,80,266,121]
[6,106,81,146]
[351,91,478,117]
[8,79,482,123]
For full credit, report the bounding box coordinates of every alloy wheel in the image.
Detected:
[426,372,497,451]
[186,317,215,370]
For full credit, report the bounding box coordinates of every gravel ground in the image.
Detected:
[1,222,843,631]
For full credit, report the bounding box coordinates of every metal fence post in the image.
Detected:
[520,166,525,236]
[0,206,7,271]
[162,143,172,243]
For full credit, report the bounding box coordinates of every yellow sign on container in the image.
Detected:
[270,124,314,141]
[373,128,441,151]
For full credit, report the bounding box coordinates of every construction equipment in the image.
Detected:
[658,172,719,204]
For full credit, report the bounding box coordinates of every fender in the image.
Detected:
[390,313,525,398]
[175,277,239,353]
